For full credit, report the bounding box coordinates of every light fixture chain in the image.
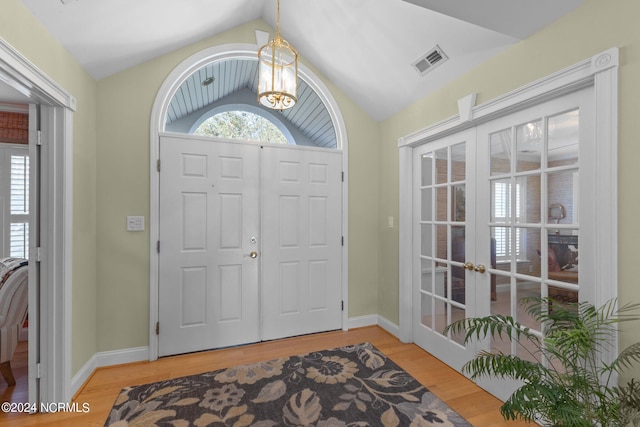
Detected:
[276,0,281,38]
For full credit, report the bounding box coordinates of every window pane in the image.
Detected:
[193,111,289,144]
[10,222,28,259]
[11,154,29,214]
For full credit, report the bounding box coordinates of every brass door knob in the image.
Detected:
[249,251,258,258]
[474,264,486,273]
[464,262,474,270]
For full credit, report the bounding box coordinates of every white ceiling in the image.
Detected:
[18,0,582,121]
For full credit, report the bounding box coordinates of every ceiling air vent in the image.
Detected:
[412,45,448,76]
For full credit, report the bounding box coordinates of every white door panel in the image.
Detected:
[412,129,477,371]
[261,146,342,340]
[159,136,260,357]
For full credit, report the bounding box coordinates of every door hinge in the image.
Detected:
[341,236,344,246]
[341,171,344,182]
[341,301,344,311]
[157,240,160,253]
[156,321,160,335]
[156,159,161,172]
[35,247,42,262]
[36,130,42,146]
[36,363,42,379]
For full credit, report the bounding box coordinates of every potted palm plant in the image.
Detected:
[444,297,640,426]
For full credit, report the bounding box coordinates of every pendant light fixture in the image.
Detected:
[257,0,298,110]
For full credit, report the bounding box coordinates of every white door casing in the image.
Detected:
[0,38,76,404]
[399,49,619,399]
[261,145,343,341]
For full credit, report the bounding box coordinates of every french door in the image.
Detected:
[413,86,595,399]
[158,134,342,357]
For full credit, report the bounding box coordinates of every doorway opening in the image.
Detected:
[149,42,349,360]
[0,38,75,406]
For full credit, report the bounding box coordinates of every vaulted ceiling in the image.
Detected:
[19,0,582,121]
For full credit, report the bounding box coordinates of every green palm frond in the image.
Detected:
[614,342,640,372]
[444,313,540,346]
[448,296,640,426]
[619,379,640,427]
[462,351,547,382]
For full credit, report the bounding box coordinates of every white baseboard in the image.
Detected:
[347,314,378,329]
[71,346,149,398]
[376,315,400,337]
[347,314,400,338]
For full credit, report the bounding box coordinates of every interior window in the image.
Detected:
[0,147,29,258]
[193,111,288,144]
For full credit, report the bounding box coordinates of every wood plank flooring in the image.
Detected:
[0,327,532,426]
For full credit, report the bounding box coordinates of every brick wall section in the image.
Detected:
[0,111,28,144]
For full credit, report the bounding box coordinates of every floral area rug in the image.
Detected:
[104,342,471,426]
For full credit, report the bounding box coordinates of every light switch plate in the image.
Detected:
[127,216,145,232]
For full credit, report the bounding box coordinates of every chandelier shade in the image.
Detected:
[257,0,298,110]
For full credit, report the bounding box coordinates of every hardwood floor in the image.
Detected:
[0,327,532,426]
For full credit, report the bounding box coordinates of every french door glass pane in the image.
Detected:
[421,188,432,221]
[451,143,466,182]
[420,294,433,329]
[420,259,433,293]
[435,224,447,260]
[435,187,448,221]
[548,231,579,288]
[452,185,465,222]
[515,227,541,278]
[421,224,433,257]
[421,154,433,186]
[519,174,541,224]
[490,129,511,176]
[434,261,447,299]
[547,170,578,225]
[491,179,512,223]
[516,119,542,172]
[548,109,579,167]
[435,148,448,185]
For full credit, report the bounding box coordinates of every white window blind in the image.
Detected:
[493,181,522,260]
[9,153,29,258]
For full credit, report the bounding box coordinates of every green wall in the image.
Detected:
[95,19,380,352]
[0,1,98,375]
[379,0,640,379]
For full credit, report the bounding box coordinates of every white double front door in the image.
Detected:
[158,134,343,357]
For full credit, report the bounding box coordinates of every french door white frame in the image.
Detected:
[149,42,349,361]
[399,48,619,365]
[0,38,75,404]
